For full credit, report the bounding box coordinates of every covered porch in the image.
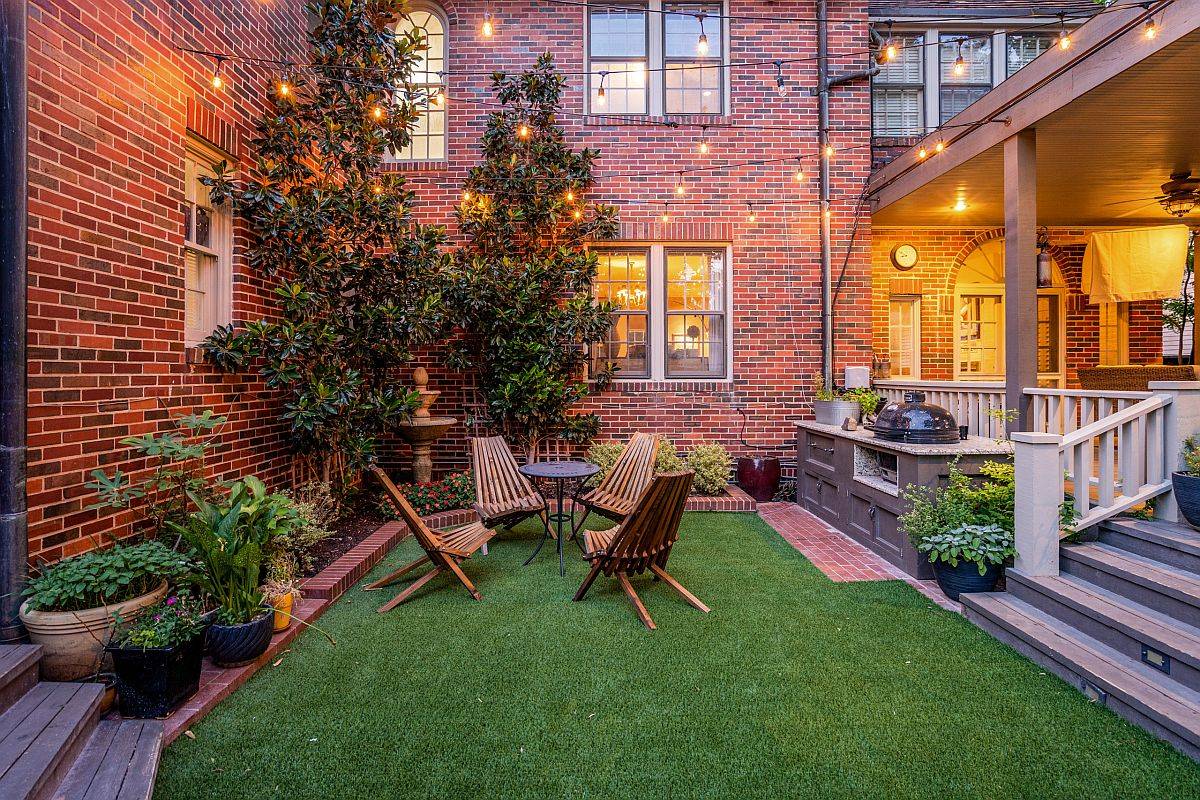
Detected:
[866,0,1200,541]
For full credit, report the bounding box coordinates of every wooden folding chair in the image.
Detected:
[470,436,551,534]
[365,465,498,613]
[574,471,710,630]
[573,432,659,535]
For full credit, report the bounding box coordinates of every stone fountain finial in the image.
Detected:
[412,367,438,419]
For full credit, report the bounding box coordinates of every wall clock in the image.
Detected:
[890,243,919,271]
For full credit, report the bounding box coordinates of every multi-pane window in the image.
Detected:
[593,250,650,377]
[663,3,722,114]
[871,33,924,136]
[956,293,1004,378]
[888,296,921,378]
[588,5,649,114]
[394,7,447,161]
[1006,33,1057,77]
[939,33,992,123]
[586,2,726,116]
[183,143,232,346]
[1098,302,1130,365]
[592,245,730,380]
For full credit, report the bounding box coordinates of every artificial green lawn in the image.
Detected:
[156,512,1200,799]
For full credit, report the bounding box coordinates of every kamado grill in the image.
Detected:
[868,391,960,445]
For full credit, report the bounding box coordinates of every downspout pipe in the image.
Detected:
[0,0,27,642]
[815,0,878,389]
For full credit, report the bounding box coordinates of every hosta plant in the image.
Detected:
[22,542,192,613]
[915,523,1015,576]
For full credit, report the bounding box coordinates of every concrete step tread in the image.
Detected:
[1102,517,1200,559]
[53,719,163,800]
[964,593,1200,743]
[1009,571,1200,667]
[1061,542,1200,605]
[0,682,104,800]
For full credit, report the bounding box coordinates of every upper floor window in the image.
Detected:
[183,139,233,346]
[870,23,1072,137]
[394,6,448,161]
[587,2,727,116]
[593,244,731,380]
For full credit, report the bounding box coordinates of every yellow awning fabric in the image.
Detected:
[1082,225,1191,304]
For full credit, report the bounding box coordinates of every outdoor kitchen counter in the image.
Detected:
[793,421,1013,579]
[794,421,1013,456]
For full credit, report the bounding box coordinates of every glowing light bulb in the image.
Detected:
[431,89,444,108]
[696,33,709,55]
[1144,19,1158,40]
[917,146,928,160]
[934,140,945,153]
[595,85,606,106]
[572,209,583,220]
[746,204,757,223]
[372,183,383,195]
[661,208,670,223]
[211,71,224,90]
[462,190,472,202]
[884,41,898,62]
[277,80,290,97]
[793,167,804,182]
[482,13,494,37]
[566,189,575,202]
[1058,30,1071,50]
[952,198,968,212]
[372,105,385,121]
[952,54,966,77]
[517,122,530,139]
[698,139,709,155]
[824,145,835,159]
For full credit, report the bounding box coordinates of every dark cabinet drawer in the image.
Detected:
[802,432,837,469]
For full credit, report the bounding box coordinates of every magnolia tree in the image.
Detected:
[448,54,620,460]
[202,0,451,483]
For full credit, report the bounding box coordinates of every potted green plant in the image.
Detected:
[811,374,880,426]
[1171,436,1200,528]
[169,476,300,667]
[914,523,1014,601]
[106,591,207,718]
[19,541,191,680]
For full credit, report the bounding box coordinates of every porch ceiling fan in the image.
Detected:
[1105,171,1200,218]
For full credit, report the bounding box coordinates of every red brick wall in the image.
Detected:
[25,0,306,562]
[390,1,874,475]
[870,227,1165,385]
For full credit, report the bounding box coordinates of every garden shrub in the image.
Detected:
[381,472,476,517]
[587,439,685,483]
[266,481,339,583]
[687,444,733,495]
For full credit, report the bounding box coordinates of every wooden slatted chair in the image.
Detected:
[470,436,550,533]
[574,470,710,630]
[365,465,498,613]
[573,432,659,535]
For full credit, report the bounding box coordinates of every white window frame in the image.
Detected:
[592,243,733,382]
[888,295,921,378]
[585,1,730,117]
[391,3,449,163]
[1098,301,1130,365]
[183,138,233,347]
[869,19,1075,137]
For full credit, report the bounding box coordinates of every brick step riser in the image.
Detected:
[1007,576,1200,693]
[1060,555,1200,630]
[964,602,1200,761]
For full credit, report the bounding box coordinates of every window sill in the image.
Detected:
[595,378,734,394]
[380,160,450,173]
[583,112,732,128]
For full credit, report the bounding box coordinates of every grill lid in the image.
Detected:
[869,391,960,444]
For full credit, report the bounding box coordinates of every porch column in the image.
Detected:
[1004,129,1037,433]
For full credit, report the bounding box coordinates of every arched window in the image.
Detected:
[394,6,447,161]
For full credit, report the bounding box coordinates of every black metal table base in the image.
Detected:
[519,463,598,577]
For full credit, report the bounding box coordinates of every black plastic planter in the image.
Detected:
[108,634,204,718]
[932,560,1001,602]
[1172,471,1200,529]
[207,610,274,667]
[736,457,780,502]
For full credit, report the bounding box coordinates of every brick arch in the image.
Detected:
[948,228,1078,293]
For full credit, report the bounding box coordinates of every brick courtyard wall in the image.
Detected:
[25,0,306,562]
[870,227,1165,385]
[389,1,874,476]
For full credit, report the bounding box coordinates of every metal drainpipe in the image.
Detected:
[0,0,28,643]
[815,0,878,389]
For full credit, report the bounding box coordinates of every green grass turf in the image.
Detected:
[155,512,1200,799]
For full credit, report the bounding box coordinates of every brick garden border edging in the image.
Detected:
[160,486,754,743]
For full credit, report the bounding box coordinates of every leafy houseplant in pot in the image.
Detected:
[19,542,190,680]
[1171,436,1200,528]
[170,476,301,667]
[915,523,1014,601]
[810,374,880,427]
[106,591,207,718]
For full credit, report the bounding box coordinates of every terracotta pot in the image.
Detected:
[20,580,169,681]
[270,592,295,632]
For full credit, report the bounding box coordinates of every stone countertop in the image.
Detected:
[795,420,1014,457]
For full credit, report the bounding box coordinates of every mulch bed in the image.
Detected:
[302,511,388,578]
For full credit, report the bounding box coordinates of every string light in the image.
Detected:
[674,172,686,196]
[774,61,788,97]
[481,8,495,38]
[517,121,531,139]
[572,208,583,220]
[824,144,835,159]
[660,204,671,223]
[595,71,607,106]
[934,140,946,153]
[371,104,385,121]
[276,78,291,98]
[698,125,710,155]
[1058,15,1072,50]
[565,188,575,202]
[882,20,897,63]
[746,202,757,223]
[211,56,225,90]
[793,157,805,182]
[462,190,472,202]
[952,41,966,77]
[430,85,445,108]
[695,13,709,55]
[917,145,928,160]
[1144,17,1158,40]
[372,182,383,196]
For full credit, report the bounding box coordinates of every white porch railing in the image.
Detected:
[1025,388,1154,437]
[875,380,1006,438]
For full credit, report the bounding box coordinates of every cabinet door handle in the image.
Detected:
[868,505,877,519]
[810,443,835,454]
[816,480,823,494]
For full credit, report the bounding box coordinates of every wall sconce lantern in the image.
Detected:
[1036,226,1053,288]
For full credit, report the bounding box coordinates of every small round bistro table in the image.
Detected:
[519,460,601,576]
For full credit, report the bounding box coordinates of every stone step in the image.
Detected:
[1100,517,1200,575]
[1060,542,1200,628]
[1007,569,1200,692]
[0,682,104,800]
[52,720,163,800]
[963,592,1200,760]
[0,646,42,714]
